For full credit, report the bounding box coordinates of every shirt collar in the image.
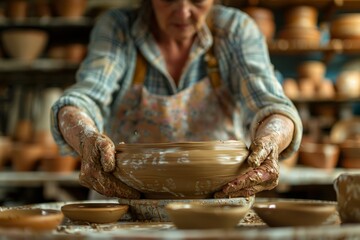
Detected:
[130,10,214,63]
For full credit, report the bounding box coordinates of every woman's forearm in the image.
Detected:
[57,106,98,155]
[255,114,295,153]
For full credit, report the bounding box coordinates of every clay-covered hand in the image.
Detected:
[214,114,294,198]
[214,135,280,198]
[79,131,141,199]
[58,106,140,199]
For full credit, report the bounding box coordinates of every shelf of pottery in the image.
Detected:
[223,0,360,171]
[0,0,138,175]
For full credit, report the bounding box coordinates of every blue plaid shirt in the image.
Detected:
[51,5,302,158]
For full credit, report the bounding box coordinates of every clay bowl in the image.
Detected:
[334,173,360,223]
[114,140,250,199]
[252,200,337,227]
[339,140,360,168]
[298,141,340,169]
[165,202,250,229]
[330,14,360,39]
[53,0,88,18]
[1,29,48,61]
[118,196,255,222]
[278,26,321,43]
[0,208,63,231]
[284,5,318,26]
[330,117,360,144]
[61,203,129,224]
[297,61,326,83]
[336,71,360,98]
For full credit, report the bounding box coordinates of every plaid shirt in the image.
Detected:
[51,5,302,158]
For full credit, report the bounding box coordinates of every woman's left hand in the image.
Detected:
[214,134,280,198]
[214,114,295,198]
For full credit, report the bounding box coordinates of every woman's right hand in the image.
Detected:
[79,131,141,199]
[58,106,140,199]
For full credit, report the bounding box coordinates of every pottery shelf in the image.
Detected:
[0,17,94,29]
[0,59,77,86]
[268,39,360,63]
[223,0,360,11]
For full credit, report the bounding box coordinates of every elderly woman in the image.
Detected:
[51,0,302,199]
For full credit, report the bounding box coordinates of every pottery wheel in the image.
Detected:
[118,196,255,222]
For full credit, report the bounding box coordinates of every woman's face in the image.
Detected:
[151,0,214,41]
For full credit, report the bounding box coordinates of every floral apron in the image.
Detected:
[110,47,240,144]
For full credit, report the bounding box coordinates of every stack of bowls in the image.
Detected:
[242,7,275,43]
[278,5,321,46]
[330,14,360,40]
[297,61,335,99]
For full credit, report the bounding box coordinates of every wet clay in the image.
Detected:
[114,140,250,199]
[334,173,360,223]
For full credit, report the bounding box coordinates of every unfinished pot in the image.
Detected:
[114,140,250,199]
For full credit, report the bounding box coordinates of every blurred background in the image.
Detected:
[0,0,360,206]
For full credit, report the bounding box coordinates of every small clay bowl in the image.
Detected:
[253,200,337,227]
[165,202,250,229]
[61,203,129,223]
[0,208,63,231]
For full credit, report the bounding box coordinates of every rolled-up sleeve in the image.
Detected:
[51,10,129,155]
[217,9,303,159]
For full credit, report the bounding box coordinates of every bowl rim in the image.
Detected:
[61,203,129,213]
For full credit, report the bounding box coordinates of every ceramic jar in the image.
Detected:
[114,140,249,199]
[334,173,360,223]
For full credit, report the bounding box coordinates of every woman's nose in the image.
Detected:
[175,0,192,20]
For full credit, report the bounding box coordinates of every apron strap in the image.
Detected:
[133,52,147,85]
[205,15,222,89]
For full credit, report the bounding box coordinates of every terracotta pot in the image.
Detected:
[53,0,88,18]
[278,26,321,43]
[11,143,44,171]
[41,155,79,173]
[0,136,12,170]
[66,43,87,63]
[282,78,299,99]
[299,141,340,169]
[243,7,275,42]
[330,14,360,39]
[13,120,33,143]
[297,61,326,84]
[1,29,48,61]
[5,0,28,20]
[336,71,360,98]
[284,5,318,27]
[34,0,52,18]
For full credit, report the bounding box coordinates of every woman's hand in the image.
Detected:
[58,106,140,199]
[214,114,294,198]
[79,131,141,199]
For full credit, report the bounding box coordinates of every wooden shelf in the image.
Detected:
[223,0,360,10]
[0,17,94,30]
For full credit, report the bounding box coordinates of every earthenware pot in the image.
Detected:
[253,200,337,227]
[334,173,360,223]
[114,140,250,199]
[0,209,63,231]
[53,0,88,18]
[1,29,48,61]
